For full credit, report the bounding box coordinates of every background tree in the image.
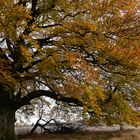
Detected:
[0,0,140,139]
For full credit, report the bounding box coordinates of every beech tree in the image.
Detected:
[0,0,140,139]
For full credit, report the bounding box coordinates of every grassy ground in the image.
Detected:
[19,129,140,140]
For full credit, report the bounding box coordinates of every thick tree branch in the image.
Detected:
[17,0,29,6]
[36,37,55,46]
[22,59,43,72]
[5,38,15,60]
[0,47,9,61]
[18,90,83,108]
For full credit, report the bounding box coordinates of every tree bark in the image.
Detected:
[0,107,17,140]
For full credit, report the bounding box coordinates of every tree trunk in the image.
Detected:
[0,107,17,140]
[120,124,123,131]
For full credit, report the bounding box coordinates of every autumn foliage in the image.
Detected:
[0,1,140,138]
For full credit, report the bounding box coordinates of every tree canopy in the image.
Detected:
[0,0,140,139]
